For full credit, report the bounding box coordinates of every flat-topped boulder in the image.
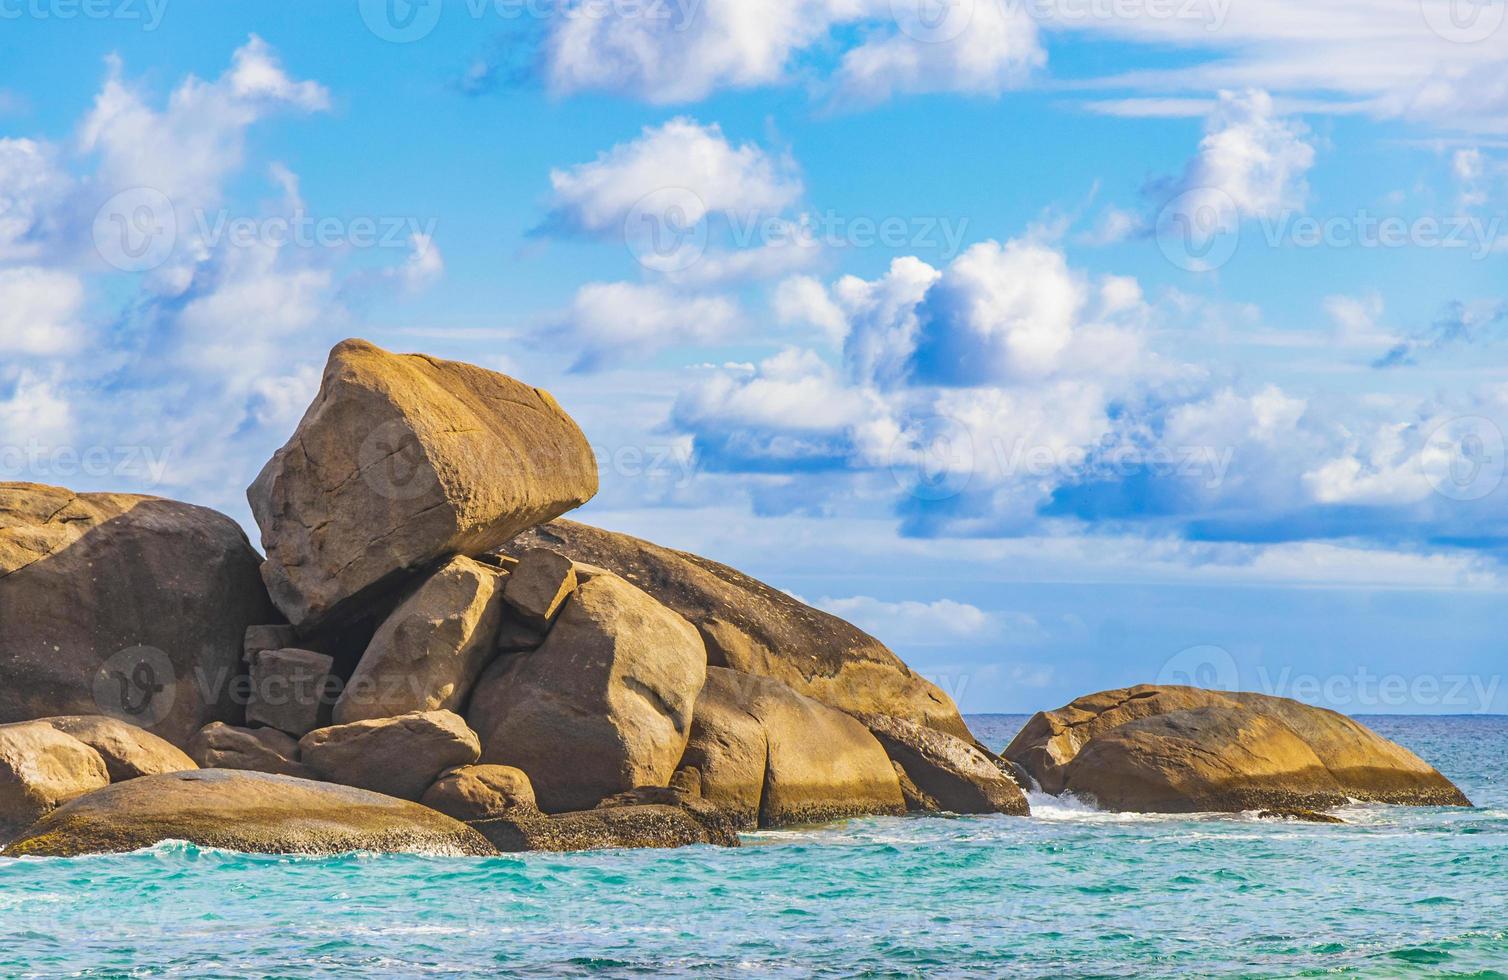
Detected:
[32,716,195,782]
[1003,685,1471,813]
[248,339,598,627]
[0,483,276,746]
[470,574,706,813]
[2,770,495,857]
[682,668,905,828]
[503,521,972,740]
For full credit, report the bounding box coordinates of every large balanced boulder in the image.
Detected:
[681,667,905,828]
[470,574,707,813]
[248,339,598,627]
[34,716,195,782]
[859,713,1028,816]
[503,520,971,740]
[187,723,313,779]
[0,483,278,746]
[300,710,480,801]
[1004,685,1471,812]
[2,770,495,857]
[0,722,110,842]
[334,557,506,724]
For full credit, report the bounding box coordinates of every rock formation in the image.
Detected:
[299,710,481,801]
[470,574,707,812]
[0,483,277,746]
[248,339,598,627]
[859,713,1028,816]
[32,716,195,782]
[1004,685,1471,812]
[503,520,971,739]
[0,722,110,843]
[2,770,495,857]
[681,667,906,828]
[334,556,507,724]
[187,723,314,779]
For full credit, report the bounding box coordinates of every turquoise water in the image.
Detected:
[3,715,1505,978]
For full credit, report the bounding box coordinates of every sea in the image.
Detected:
[2,715,1504,978]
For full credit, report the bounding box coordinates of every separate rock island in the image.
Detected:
[1004,685,1471,813]
[0,340,1471,857]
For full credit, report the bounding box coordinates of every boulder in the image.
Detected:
[471,803,738,853]
[502,548,577,630]
[420,765,536,822]
[300,710,480,801]
[1004,685,1472,813]
[334,557,506,724]
[503,520,971,740]
[2,770,495,857]
[494,618,547,654]
[0,483,277,746]
[470,574,706,813]
[0,722,110,842]
[34,716,196,782]
[859,713,1028,816]
[243,625,298,661]
[893,761,941,812]
[187,723,313,779]
[248,339,598,627]
[245,648,335,737]
[1258,807,1346,825]
[681,668,905,828]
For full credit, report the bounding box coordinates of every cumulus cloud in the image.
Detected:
[539,0,1043,106]
[541,117,801,237]
[551,281,743,372]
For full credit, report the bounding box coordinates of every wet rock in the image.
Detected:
[471,803,738,853]
[2,770,495,857]
[1005,685,1472,813]
[860,713,1028,816]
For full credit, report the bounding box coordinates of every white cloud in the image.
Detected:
[541,0,1043,106]
[832,0,1044,106]
[0,138,72,262]
[0,267,86,355]
[1165,89,1314,218]
[812,595,1004,644]
[551,281,743,371]
[79,35,329,216]
[0,370,73,448]
[544,117,801,236]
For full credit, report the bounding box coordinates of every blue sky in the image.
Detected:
[2,0,1506,713]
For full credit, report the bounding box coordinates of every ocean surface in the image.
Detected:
[3,714,1505,978]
